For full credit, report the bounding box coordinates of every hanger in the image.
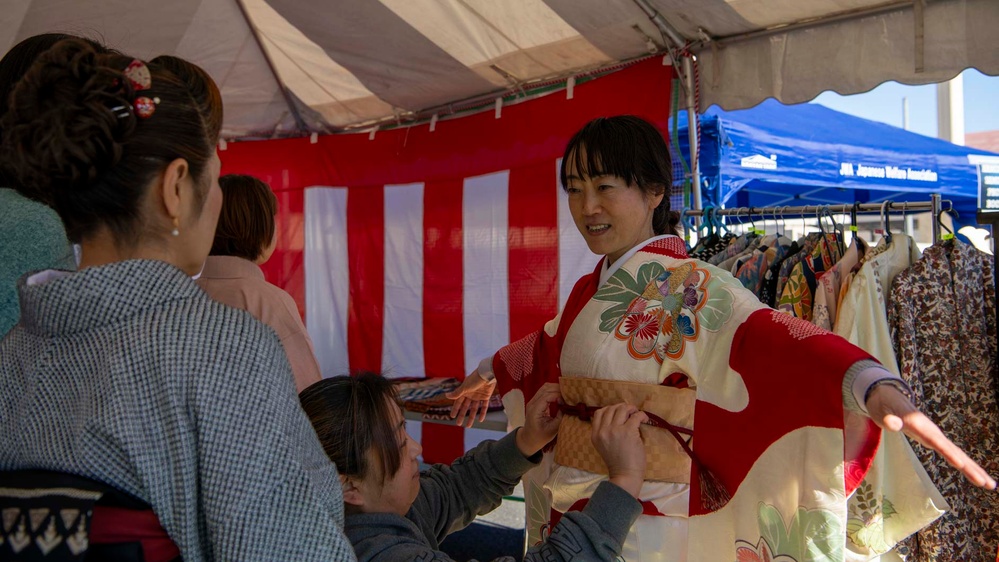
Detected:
[879,201,894,245]
[937,202,959,243]
[818,206,845,256]
[710,207,730,236]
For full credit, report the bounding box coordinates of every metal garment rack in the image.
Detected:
[682,194,948,243]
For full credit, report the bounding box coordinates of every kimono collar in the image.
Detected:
[599,234,688,286]
[17,259,202,336]
[198,255,265,281]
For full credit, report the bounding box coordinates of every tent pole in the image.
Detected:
[631,0,703,218]
[233,0,310,135]
[684,57,703,215]
[931,193,941,243]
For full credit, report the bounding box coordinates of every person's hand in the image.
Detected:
[866,384,996,490]
[515,383,562,457]
[446,369,497,428]
[591,403,648,498]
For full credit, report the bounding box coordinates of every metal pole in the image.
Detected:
[931,193,941,243]
[684,56,702,214]
[683,200,943,217]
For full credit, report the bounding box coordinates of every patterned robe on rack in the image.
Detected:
[490,236,944,562]
[889,241,999,561]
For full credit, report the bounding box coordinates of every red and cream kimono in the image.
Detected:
[487,236,944,562]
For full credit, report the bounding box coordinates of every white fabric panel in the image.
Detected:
[556,158,599,310]
[242,0,394,127]
[382,183,426,379]
[304,187,350,378]
[462,171,511,453]
[462,171,511,373]
[173,0,294,137]
[379,0,579,66]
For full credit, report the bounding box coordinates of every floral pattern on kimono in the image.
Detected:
[889,241,999,561]
[759,241,801,308]
[708,233,756,266]
[778,234,843,320]
[488,236,942,562]
[775,235,820,305]
[736,236,793,295]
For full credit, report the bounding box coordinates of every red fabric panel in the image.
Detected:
[346,186,384,373]
[219,141,335,320]
[493,260,602,402]
[508,162,559,342]
[219,57,674,322]
[422,179,466,463]
[690,308,877,515]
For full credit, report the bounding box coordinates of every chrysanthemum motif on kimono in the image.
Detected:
[594,261,720,363]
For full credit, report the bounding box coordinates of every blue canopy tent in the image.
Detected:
[672,99,999,226]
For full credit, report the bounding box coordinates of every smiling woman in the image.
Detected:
[447,114,995,562]
[562,115,680,265]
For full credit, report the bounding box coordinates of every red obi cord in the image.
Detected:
[550,401,731,512]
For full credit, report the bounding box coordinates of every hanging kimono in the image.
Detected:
[813,238,868,331]
[490,236,944,562]
[889,240,999,560]
[735,234,792,295]
[778,233,844,320]
[834,234,920,375]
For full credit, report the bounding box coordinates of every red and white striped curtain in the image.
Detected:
[220,58,674,461]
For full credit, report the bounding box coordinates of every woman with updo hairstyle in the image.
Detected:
[196,173,322,392]
[0,39,353,560]
[0,34,82,336]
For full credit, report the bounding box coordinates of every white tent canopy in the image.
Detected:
[5,0,996,138]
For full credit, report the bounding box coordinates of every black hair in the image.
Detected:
[0,34,105,194]
[0,38,223,243]
[299,373,403,484]
[560,115,680,236]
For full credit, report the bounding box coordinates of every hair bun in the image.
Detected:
[0,38,134,204]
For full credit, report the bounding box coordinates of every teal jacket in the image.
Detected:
[0,188,74,336]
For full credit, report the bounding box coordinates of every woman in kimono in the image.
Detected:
[447,115,994,561]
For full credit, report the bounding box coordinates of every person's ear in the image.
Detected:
[158,158,191,228]
[340,475,365,507]
[648,185,665,211]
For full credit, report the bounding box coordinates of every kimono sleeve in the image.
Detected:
[192,325,355,561]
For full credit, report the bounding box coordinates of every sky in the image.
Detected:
[810,69,999,139]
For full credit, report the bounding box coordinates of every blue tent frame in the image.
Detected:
[671,99,999,226]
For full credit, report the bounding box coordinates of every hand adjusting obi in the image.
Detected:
[550,376,731,511]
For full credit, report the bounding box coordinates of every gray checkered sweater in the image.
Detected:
[0,259,356,561]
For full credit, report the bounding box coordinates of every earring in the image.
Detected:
[171,217,180,237]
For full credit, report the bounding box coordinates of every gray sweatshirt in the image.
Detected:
[344,430,641,562]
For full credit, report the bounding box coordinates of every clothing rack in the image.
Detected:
[683,195,949,243]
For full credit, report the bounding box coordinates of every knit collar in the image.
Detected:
[18,259,201,336]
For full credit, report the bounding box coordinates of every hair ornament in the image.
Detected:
[118,59,159,119]
[123,59,151,91]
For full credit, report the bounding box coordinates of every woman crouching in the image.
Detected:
[300,374,648,562]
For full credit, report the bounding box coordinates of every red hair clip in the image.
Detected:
[122,59,158,119]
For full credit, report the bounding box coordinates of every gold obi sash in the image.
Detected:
[554,376,696,483]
